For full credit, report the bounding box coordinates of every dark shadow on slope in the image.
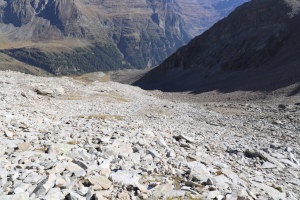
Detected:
[134,64,300,96]
[190,65,300,95]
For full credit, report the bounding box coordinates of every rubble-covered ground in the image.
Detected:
[0,71,299,200]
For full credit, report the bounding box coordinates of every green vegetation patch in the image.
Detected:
[0,43,127,75]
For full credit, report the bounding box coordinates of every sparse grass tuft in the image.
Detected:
[36,147,46,152]
[271,184,283,192]
[139,106,170,117]
[167,196,202,200]
[100,74,111,82]
[187,156,197,162]
[103,91,129,102]
[64,94,82,100]
[88,94,101,99]
[71,73,111,83]
[166,197,183,200]
[102,93,129,102]
[188,195,202,200]
[172,176,182,190]
[61,91,83,100]
[87,115,122,120]
[67,140,78,145]
[216,170,223,176]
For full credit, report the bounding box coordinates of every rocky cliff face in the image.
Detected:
[0,0,190,75]
[135,0,300,93]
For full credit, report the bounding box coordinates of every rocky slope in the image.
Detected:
[134,0,300,93]
[171,0,248,36]
[0,0,190,75]
[0,70,299,199]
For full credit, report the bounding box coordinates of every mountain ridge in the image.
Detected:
[0,0,250,75]
[134,0,300,94]
[0,0,191,75]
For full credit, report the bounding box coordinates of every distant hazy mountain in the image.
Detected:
[134,0,300,94]
[171,0,249,36]
[0,0,190,75]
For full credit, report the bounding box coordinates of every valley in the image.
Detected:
[0,0,248,75]
[0,0,299,199]
[0,0,190,75]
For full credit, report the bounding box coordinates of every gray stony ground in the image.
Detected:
[0,71,299,200]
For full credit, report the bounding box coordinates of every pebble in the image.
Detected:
[17,143,30,151]
[88,175,112,190]
[261,161,277,169]
[65,162,86,177]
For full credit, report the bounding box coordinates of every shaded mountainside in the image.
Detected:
[134,0,300,95]
[0,0,190,75]
[171,0,248,36]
